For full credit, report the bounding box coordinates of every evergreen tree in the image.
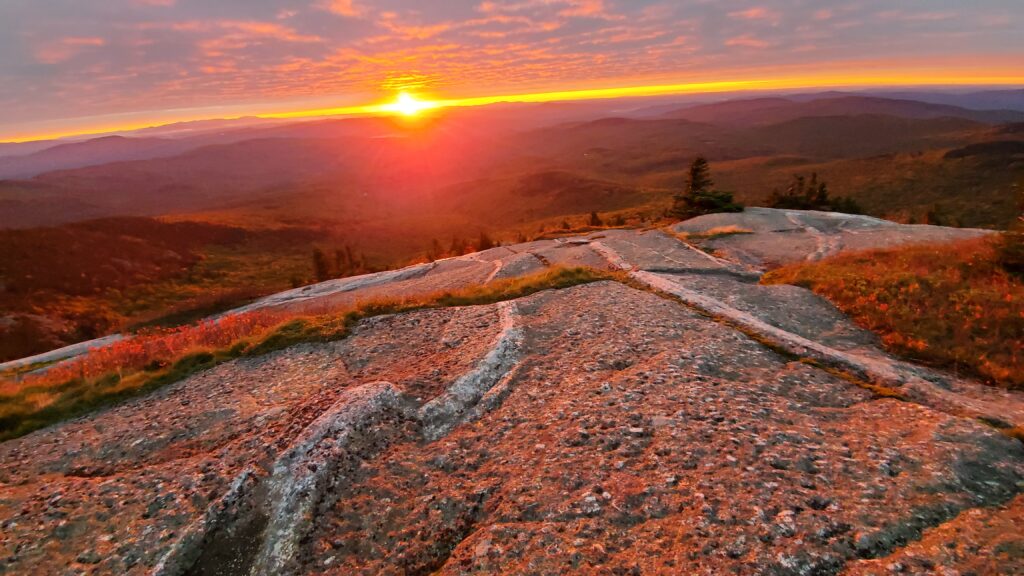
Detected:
[808,173,829,206]
[589,211,603,227]
[686,157,714,197]
[767,173,860,214]
[450,236,467,255]
[312,248,331,282]
[925,204,956,226]
[998,187,1024,277]
[670,156,742,220]
[428,238,443,260]
[334,247,351,277]
[477,231,495,251]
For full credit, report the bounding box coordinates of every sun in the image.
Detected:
[385,92,435,117]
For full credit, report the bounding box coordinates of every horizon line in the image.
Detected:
[3,72,1024,144]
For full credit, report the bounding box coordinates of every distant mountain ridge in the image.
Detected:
[0,136,188,180]
[661,95,1024,126]
[0,92,1022,231]
[2,93,1021,180]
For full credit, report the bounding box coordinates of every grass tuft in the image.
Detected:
[0,266,611,440]
[763,237,1023,389]
[671,226,754,242]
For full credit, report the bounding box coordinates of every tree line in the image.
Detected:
[310,244,370,283]
[669,156,864,219]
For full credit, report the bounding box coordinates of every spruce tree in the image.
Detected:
[312,248,331,282]
[998,187,1024,277]
[671,156,742,220]
[767,173,859,213]
[334,246,353,277]
[686,157,713,197]
[429,238,443,260]
[477,231,495,251]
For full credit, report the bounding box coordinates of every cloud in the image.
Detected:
[725,34,771,49]
[478,0,620,21]
[877,10,957,23]
[319,0,364,18]
[557,0,615,19]
[35,37,107,64]
[139,19,322,43]
[376,15,456,40]
[727,7,780,25]
[2,0,1024,135]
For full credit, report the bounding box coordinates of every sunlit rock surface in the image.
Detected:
[673,207,993,269]
[1,210,1022,575]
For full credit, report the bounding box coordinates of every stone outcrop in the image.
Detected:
[673,207,993,269]
[1,210,1022,575]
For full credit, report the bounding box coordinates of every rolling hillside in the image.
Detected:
[1,92,1022,358]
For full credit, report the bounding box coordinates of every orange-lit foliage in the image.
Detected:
[0,217,320,362]
[0,266,611,439]
[763,237,1024,389]
[15,311,284,393]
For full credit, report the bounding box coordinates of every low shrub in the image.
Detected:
[763,238,1023,389]
[0,266,612,440]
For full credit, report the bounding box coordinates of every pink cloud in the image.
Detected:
[377,16,455,40]
[877,10,957,22]
[35,37,107,64]
[478,0,620,20]
[140,19,322,43]
[63,37,106,46]
[725,35,771,49]
[558,0,613,19]
[727,7,781,25]
[319,0,364,18]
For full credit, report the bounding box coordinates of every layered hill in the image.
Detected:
[661,95,1024,126]
[2,93,1023,231]
[1,210,1021,575]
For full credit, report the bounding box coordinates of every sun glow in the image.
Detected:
[6,64,1024,142]
[382,92,436,117]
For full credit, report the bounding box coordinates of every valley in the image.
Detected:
[3,2,1024,573]
[2,93,1022,362]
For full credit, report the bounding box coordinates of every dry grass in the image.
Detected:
[670,225,754,242]
[763,237,1023,389]
[0,266,613,440]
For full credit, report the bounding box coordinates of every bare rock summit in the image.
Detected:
[1,210,1022,575]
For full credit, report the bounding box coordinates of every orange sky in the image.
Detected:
[6,63,1023,143]
[1,1,1023,142]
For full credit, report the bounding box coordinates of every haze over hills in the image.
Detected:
[4,90,1024,172]
[4,0,1024,573]
[2,93,1022,228]
[1,90,1022,363]
[660,95,1024,125]
[864,88,1024,111]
